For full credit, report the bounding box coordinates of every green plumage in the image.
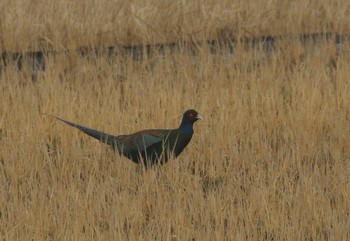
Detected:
[47,109,202,166]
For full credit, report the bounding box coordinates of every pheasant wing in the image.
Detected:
[119,130,167,152]
[133,133,163,151]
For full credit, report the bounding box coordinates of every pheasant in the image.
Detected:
[47,109,202,166]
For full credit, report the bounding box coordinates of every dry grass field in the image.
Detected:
[1,0,350,51]
[1,1,350,241]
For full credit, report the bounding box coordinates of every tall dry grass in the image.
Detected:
[0,0,350,51]
[1,38,350,240]
[1,1,350,241]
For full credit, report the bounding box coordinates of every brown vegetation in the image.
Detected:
[1,1,350,240]
[1,0,350,51]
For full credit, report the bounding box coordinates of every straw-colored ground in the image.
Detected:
[1,1,350,241]
[1,0,350,51]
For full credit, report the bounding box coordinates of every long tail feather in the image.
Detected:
[44,114,119,148]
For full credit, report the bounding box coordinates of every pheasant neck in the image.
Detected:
[179,122,194,133]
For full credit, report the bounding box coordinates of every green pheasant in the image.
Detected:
[48,109,202,166]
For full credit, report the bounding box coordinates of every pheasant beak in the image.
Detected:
[196,114,203,120]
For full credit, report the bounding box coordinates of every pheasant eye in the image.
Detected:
[188,112,195,119]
